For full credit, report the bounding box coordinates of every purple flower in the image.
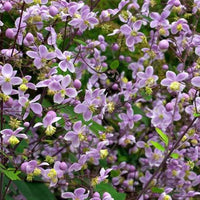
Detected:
[21,160,49,175]
[56,49,75,72]
[158,188,173,200]
[64,121,86,148]
[43,161,67,187]
[147,104,172,130]
[1,127,27,145]
[145,147,164,167]
[149,10,170,28]
[120,20,143,50]
[119,105,142,129]
[68,155,88,172]
[161,71,188,92]
[74,89,105,121]
[62,188,89,200]
[0,64,22,95]
[26,45,56,69]
[24,0,48,4]
[191,76,200,87]
[19,94,42,119]
[137,66,158,88]
[171,18,190,34]
[34,111,61,136]
[69,6,98,32]
[49,75,77,104]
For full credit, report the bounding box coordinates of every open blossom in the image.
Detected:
[26,45,56,69]
[119,105,142,129]
[19,94,42,120]
[171,18,191,34]
[43,161,67,187]
[74,89,105,121]
[161,71,188,92]
[0,64,22,95]
[149,10,170,28]
[64,121,86,148]
[48,75,77,104]
[56,49,75,72]
[1,127,27,145]
[69,5,98,32]
[62,188,89,200]
[21,160,49,178]
[34,111,61,136]
[120,20,144,51]
[137,66,158,88]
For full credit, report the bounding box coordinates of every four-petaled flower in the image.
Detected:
[0,64,22,95]
[161,71,188,92]
[26,45,56,69]
[49,75,77,104]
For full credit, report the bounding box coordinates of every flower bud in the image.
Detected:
[112,83,118,90]
[174,0,181,6]
[49,6,59,16]
[25,33,34,42]
[60,162,67,170]
[125,56,131,63]
[73,79,81,89]
[4,2,12,12]
[119,55,124,61]
[5,28,15,39]
[166,102,173,111]
[24,122,30,127]
[112,43,119,51]
[162,64,168,70]
[159,40,169,51]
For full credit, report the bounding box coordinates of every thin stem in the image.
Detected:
[11,2,25,57]
[136,117,197,200]
[0,100,4,200]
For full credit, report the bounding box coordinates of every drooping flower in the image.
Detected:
[34,111,61,136]
[1,127,27,145]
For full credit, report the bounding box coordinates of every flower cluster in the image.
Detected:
[1,0,200,200]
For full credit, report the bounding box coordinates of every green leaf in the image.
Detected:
[170,153,179,159]
[110,60,119,70]
[110,170,121,177]
[14,181,56,200]
[193,113,200,117]
[0,168,21,181]
[155,128,169,146]
[74,39,87,46]
[95,183,126,200]
[150,141,165,152]
[151,187,164,194]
